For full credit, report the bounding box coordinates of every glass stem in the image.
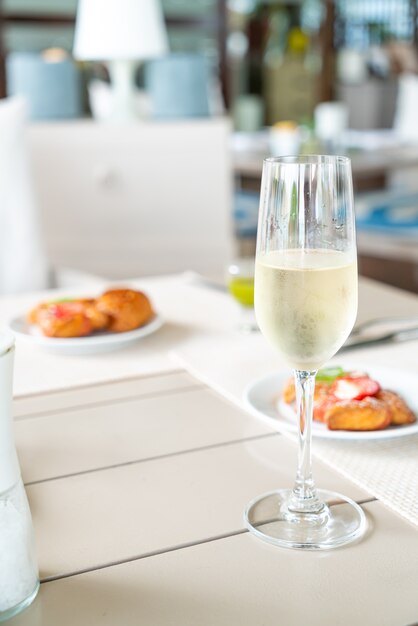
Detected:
[289,369,324,515]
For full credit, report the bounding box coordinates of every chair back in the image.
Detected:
[0,97,49,294]
[28,118,234,280]
[393,73,418,141]
[145,54,210,119]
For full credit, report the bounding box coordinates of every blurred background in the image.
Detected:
[2,0,418,294]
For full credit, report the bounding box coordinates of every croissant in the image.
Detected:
[325,397,391,431]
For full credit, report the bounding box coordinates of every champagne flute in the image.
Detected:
[244,155,367,550]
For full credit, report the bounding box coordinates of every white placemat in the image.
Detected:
[314,436,418,528]
[173,331,418,528]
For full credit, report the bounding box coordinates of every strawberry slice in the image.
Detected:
[331,376,380,401]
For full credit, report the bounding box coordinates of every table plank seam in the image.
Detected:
[39,497,377,585]
[13,367,186,401]
[15,383,207,421]
[24,432,279,487]
[39,529,249,584]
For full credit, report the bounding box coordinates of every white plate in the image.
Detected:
[9,315,164,356]
[244,365,418,440]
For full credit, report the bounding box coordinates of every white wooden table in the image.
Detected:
[4,273,418,625]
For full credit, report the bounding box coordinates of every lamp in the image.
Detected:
[73,0,168,120]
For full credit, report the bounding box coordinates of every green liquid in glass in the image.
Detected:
[228,277,254,307]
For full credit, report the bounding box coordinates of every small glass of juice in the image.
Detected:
[227,258,258,332]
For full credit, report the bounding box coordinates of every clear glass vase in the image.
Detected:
[0,332,39,621]
[0,480,39,622]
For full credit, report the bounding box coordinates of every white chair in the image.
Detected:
[0,97,50,294]
[0,97,105,294]
[393,73,418,142]
[28,118,234,280]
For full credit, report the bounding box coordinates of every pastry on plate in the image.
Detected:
[325,397,391,431]
[281,366,416,432]
[33,302,93,338]
[375,389,416,425]
[95,289,154,333]
[27,288,154,338]
[77,299,109,331]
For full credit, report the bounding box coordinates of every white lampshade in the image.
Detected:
[73,0,168,61]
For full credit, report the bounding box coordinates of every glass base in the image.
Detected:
[0,580,39,623]
[244,489,367,550]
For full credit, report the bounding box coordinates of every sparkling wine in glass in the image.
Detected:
[244,155,367,550]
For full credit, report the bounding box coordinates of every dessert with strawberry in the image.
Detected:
[281,367,416,431]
